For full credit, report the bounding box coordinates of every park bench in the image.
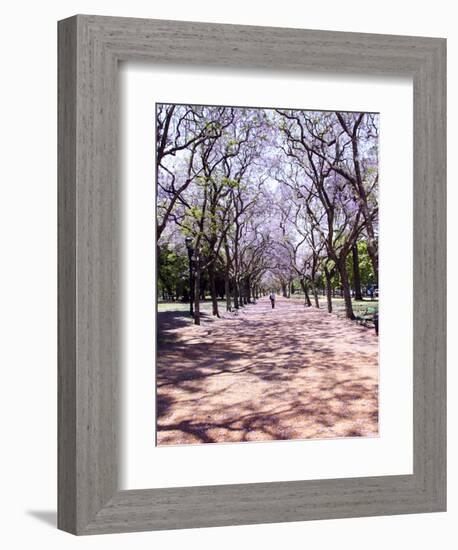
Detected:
[355,307,379,335]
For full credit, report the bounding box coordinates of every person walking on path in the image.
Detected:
[269,292,276,309]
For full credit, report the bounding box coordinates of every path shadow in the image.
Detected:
[157,310,219,347]
[158,375,378,444]
[157,310,192,346]
[156,298,379,445]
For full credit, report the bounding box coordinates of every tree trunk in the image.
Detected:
[367,240,378,285]
[352,245,363,301]
[324,267,333,313]
[246,278,252,303]
[208,262,220,317]
[242,279,248,305]
[223,238,232,311]
[233,278,239,309]
[338,260,354,320]
[188,258,194,315]
[311,282,320,308]
[193,264,201,325]
[313,291,319,308]
[225,273,231,311]
[240,281,246,307]
[300,277,312,307]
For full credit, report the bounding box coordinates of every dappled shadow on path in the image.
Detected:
[156,297,379,445]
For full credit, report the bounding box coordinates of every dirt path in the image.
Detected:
[157,297,379,445]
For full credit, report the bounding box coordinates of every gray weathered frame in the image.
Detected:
[58,14,446,535]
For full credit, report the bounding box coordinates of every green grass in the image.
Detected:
[157,299,227,313]
[330,297,378,316]
[290,293,378,317]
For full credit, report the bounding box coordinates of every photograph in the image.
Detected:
[156,103,379,446]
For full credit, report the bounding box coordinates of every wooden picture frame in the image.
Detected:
[58,14,446,535]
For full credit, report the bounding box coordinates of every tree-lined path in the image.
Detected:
[157,297,378,445]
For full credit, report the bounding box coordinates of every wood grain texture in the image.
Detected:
[57,14,446,535]
[57,16,77,533]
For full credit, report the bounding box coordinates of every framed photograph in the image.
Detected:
[58,15,446,535]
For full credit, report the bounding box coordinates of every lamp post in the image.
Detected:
[185,237,194,315]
